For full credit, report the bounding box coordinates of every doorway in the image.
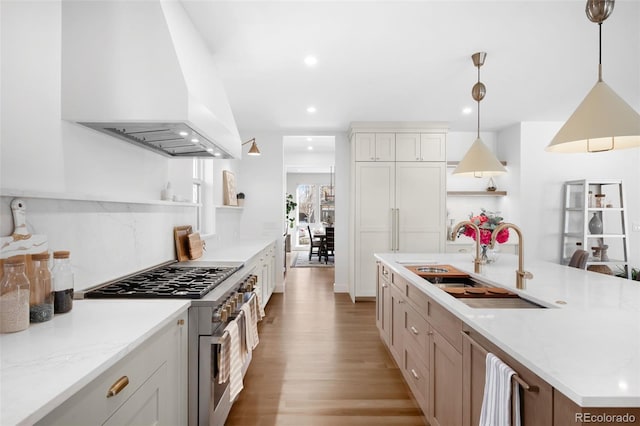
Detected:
[283,135,335,264]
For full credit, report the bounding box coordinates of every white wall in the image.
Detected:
[236,130,350,293]
[1,1,195,290]
[502,122,640,268]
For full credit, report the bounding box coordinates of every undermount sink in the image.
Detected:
[459,298,545,309]
[415,266,449,274]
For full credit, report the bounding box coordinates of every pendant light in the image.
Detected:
[547,0,640,152]
[242,138,261,156]
[453,52,507,177]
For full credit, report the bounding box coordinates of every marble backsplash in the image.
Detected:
[0,196,196,291]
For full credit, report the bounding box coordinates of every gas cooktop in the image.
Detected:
[84,263,242,299]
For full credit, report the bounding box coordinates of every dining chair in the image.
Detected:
[307,226,323,260]
[321,227,334,264]
[568,249,589,269]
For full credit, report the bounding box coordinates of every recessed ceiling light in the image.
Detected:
[191,138,199,143]
[304,55,318,67]
[462,107,473,115]
[306,106,316,114]
[206,148,213,152]
[179,131,189,137]
[307,146,313,150]
[213,152,221,157]
[306,137,312,142]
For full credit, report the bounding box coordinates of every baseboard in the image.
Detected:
[354,296,376,302]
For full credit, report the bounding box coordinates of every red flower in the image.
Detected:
[457,210,509,245]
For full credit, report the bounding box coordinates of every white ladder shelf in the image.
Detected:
[561,179,631,279]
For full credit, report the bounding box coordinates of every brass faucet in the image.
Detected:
[490,223,533,289]
[452,221,482,273]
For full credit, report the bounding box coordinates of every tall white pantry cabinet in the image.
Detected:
[350,123,448,298]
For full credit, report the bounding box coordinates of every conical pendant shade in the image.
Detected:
[452,138,507,177]
[547,81,640,152]
[247,139,261,156]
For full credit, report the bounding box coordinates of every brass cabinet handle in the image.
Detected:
[411,369,419,380]
[177,319,185,326]
[106,376,129,398]
[410,326,419,335]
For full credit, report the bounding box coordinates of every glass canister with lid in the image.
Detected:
[0,255,31,333]
[29,252,54,323]
[52,250,74,314]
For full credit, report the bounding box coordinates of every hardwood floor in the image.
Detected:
[226,255,427,425]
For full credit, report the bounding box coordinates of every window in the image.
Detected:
[192,158,203,231]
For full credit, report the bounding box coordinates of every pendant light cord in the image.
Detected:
[598,22,603,81]
[477,65,481,139]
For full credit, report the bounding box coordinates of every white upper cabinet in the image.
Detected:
[396,133,446,162]
[355,133,396,161]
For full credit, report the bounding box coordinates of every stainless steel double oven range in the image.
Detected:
[81,260,257,425]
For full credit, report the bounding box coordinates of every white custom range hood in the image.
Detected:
[62,1,241,159]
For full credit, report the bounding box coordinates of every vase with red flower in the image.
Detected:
[458,209,509,264]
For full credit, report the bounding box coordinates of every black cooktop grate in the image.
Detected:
[84,265,241,299]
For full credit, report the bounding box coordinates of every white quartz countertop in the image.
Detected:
[375,252,640,408]
[0,299,190,425]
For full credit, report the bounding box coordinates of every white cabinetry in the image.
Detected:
[351,123,447,298]
[251,241,277,308]
[354,133,395,161]
[38,311,188,426]
[396,133,446,162]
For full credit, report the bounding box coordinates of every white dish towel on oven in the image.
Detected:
[226,319,244,401]
[241,303,259,351]
[217,331,231,384]
[479,352,521,426]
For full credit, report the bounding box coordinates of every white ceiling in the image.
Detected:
[182,0,640,137]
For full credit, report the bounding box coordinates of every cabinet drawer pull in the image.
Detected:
[411,369,420,380]
[382,283,388,288]
[177,319,185,326]
[410,326,419,335]
[398,300,405,304]
[106,376,129,398]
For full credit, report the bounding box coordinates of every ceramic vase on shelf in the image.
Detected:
[588,212,603,235]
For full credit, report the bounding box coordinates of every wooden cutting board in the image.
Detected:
[187,232,204,260]
[174,225,192,262]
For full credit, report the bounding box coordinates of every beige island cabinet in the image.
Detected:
[375,253,640,426]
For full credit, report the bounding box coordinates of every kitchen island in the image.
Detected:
[375,252,640,425]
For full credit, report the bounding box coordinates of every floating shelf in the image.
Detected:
[215,205,243,210]
[447,191,507,197]
[0,188,199,207]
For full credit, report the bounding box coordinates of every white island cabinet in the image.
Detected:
[1,300,189,426]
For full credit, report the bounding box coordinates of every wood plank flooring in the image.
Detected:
[226,256,427,425]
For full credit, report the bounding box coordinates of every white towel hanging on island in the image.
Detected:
[479,352,521,426]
